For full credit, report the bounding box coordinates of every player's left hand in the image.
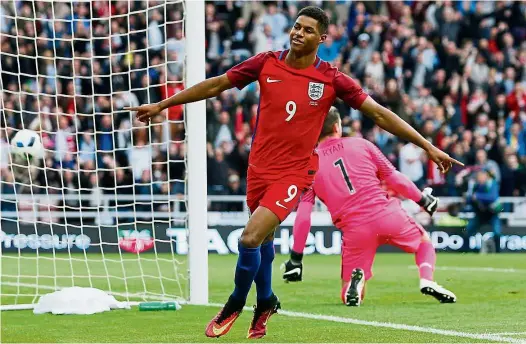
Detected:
[418,188,439,217]
[281,260,303,283]
[426,146,464,173]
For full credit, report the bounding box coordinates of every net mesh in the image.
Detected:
[0,0,189,305]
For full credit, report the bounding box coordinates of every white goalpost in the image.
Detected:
[0,0,208,310]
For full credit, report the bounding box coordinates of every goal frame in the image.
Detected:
[0,0,208,310]
[185,0,208,306]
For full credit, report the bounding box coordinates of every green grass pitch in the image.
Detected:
[1,253,526,343]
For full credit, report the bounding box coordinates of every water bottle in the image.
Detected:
[138,301,181,311]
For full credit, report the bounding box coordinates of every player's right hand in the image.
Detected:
[418,187,439,217]
[124,103,163,123]
[281,260,303,283]
[426,146,464,174]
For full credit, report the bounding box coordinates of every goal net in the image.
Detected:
[0,0,208,309]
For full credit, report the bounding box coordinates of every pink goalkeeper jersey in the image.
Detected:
[302,137,401,228]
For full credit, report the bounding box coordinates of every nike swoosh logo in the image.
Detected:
[212,317,237,336]
[283,268,301,276]
[275,201,287,209]
[426,198,438,212]
[267,77,281,83]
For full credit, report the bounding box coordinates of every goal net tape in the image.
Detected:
[0,0,192,308]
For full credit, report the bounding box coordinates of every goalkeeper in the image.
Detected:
[282,108,456,306]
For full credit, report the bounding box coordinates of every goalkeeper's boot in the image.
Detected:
[344,268,365,307]
[420,279,457,303]
[247,294,281,339]
[281,260,303,282]
[205,295,244,338]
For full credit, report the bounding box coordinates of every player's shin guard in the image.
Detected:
[254,241,275,301]
[415,241,436,281]
[232,242,261,303]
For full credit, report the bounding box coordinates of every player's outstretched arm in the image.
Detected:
[366,140,437,214]
[359,97,463,173]
[384,172,438,216]
[125,74,234,123]
[384,171,423,203]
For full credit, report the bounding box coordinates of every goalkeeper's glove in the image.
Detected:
[281,259,303,283]
[418,187,439,216]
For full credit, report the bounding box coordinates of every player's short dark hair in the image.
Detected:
[320,106,340,139]
[297,6,329,34]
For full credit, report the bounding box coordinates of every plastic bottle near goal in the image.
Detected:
[138,301,181,311]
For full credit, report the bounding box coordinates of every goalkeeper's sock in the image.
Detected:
[415,240,436,281]
[231,242,261,303]
[254,241,275,302]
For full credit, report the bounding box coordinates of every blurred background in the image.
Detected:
[0,1,525,248]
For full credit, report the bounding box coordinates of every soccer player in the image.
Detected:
[282,107,457,306]
[126,6,461,339]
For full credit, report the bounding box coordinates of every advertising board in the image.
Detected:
[2,221,525,254]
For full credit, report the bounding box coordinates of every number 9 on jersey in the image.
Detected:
[285,101,296,122]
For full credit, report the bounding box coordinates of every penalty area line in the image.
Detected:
[208,302,523,343]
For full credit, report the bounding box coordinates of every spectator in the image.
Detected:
[78,132,96,164]
[261,3,288,39]
[128,139,152,180]
[207,147,229,195]
[365,52,385,89]
[468,54,490,88]
[0,130,9,170]
[318,35,340,64]
[475,149,501,183]
[212,111,234,149]
[436,203,467,227]
[54,115,76,162]
[230,17,254,61]
[148,10,164,51]
[252,24,275,54]
[1,0,525,223]
[225,174,245,212]
[464,169,502,253]
[349,32,379,79]
[399,142,425,188]
[0,169,17,216]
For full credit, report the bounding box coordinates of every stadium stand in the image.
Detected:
[1,1,525,222]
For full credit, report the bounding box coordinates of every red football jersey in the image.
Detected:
[226,50,368,176]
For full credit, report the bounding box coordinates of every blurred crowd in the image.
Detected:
[1,1,526,220]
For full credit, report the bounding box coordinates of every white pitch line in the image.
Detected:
[408,266,526,273]
[492,332,526,336]
[3,283,522,343]
[208,303,523,343]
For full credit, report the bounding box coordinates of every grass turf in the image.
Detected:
[1,253,526,343]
